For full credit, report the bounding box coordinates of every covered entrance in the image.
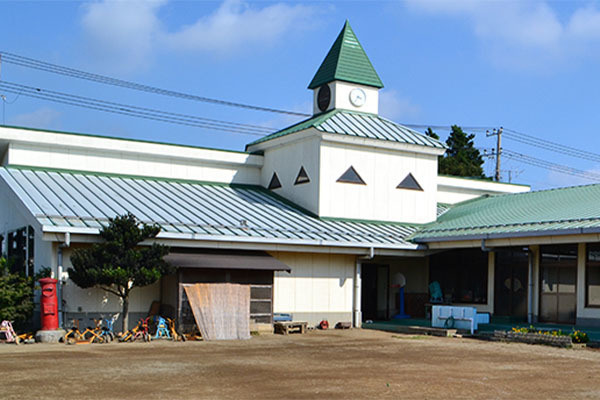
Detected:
[539,245,577,324]
[162,249,290,332]
[361,264,390,321]
[494,249,528,321]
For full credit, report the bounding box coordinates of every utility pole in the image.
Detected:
[486,127,503,182]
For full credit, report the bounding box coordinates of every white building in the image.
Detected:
[5,22,599,332]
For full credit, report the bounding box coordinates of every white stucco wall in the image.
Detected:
[437,175,530,205]
[60,247,160,316]
[0,177,53,276]
[319,141,438,223]
[0,126,262,185]
[260,135,321,214]
[271,251,355,325]
[312,81,379,115]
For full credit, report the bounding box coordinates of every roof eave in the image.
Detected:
[413,226,600,243]
[41,225,421,252]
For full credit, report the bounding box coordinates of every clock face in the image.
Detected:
[349,88,366,107]
[317,84,331,112]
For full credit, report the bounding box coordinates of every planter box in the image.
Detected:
[494,330,574,348]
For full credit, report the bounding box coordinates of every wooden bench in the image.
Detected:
[274,321,308,335]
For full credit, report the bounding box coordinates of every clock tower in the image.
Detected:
[309,21,383,115]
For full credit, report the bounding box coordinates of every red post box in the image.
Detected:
[39,277,59,331]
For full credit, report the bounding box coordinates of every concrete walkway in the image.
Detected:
[363,317,600,341]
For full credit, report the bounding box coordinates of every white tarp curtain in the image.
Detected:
[183,283,250,341]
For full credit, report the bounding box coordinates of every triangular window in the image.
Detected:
[268,172,282,190]
[337,166,366,185]
[294,166,310,185]
[397,173,423,191]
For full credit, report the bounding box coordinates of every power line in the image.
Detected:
[407,122,600,163]
[0,80,276,136]
[0,51,311,117]
[399,123,492,132]
[503,149,600,182]
[503,128,600,163]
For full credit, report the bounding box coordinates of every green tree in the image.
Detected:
[0,257,35,326]
[68,213,172,331]
[424,127,440,140]
[439,125,485,178]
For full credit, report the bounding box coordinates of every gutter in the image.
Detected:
[413,226,600,243]
[57,232,70,328]
[42,226,422,251]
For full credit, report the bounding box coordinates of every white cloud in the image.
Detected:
[9,107,61,128]
[81,0,166,73]
[405,1,600,70]
[80,0,316,73]
[378,90,420,120]
[543,167,600,188]
[163,0,314,55]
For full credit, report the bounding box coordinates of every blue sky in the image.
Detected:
[2,0,600,190]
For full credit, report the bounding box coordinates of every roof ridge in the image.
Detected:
[423,215,600,233]
[245,109,339,148]
[374,114,447,148]
[4,164,261,190]
[247,109,447,149]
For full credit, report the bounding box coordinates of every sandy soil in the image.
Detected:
[1,329,599,399]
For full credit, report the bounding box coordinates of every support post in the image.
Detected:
[353,260,362,328]
[527,247,534,324]
[57,246,63,328]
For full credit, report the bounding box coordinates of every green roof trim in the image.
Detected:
[412,183,600,241]
[246,109,446,149]
[308,21,383,89]
[247,109,337,147]
[0,124,251,155]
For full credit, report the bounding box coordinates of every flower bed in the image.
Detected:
[494,326,589,349]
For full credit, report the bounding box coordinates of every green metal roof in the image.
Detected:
[412,184,600,242]
[247,109,446,149]
[0,166,419,249]
[308,21,383,89]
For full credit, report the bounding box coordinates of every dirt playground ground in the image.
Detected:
[1,329,600,399]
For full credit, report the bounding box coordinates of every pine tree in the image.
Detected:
[425,127,440,140]
[69,213,172,331]
[439,125,486,178]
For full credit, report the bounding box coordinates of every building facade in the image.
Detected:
[2,22,598,331]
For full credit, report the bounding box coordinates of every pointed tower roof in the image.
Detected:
[308,21,383,89]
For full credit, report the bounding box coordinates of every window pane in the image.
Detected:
[429,249,488,304]
[587,243,600,306]
[541,266,557,293]
[558,267,576,294]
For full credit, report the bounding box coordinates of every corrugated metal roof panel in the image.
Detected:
[413,184,600,241]
[247,109,446,149]
[0,167,418,249]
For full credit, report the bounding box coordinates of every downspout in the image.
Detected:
[527,246,534,324]
[57,232,70,328]
[354,246,374,328]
